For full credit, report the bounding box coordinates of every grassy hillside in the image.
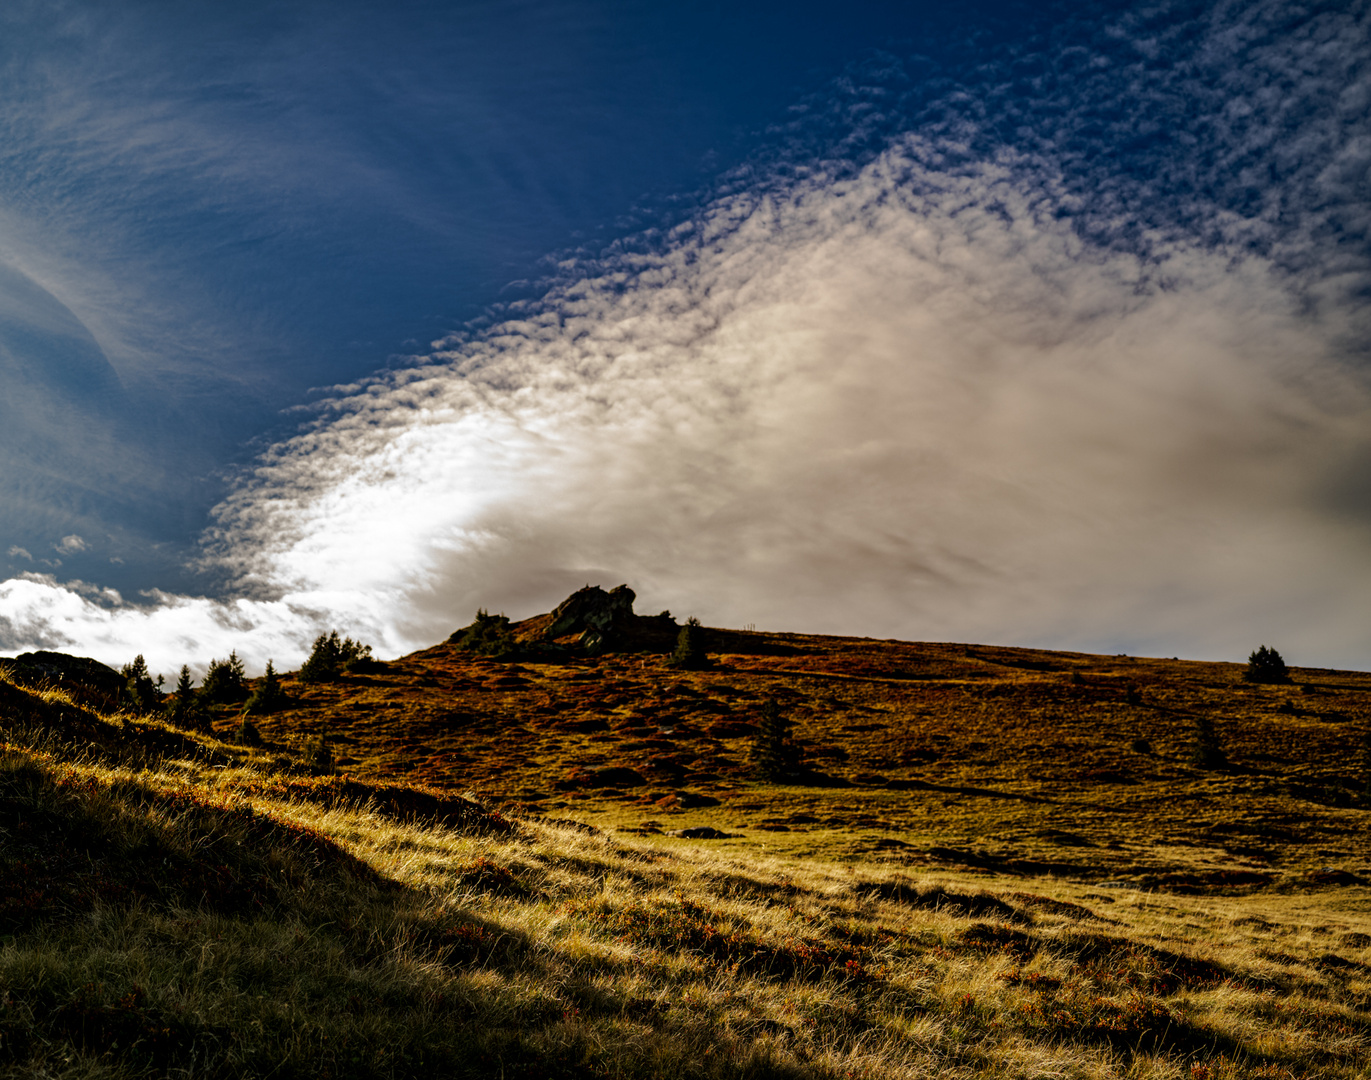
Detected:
[1,626,1369,1078]
[231,625,1371,888]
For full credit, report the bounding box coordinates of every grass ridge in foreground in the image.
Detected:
[1,671,1369,1078]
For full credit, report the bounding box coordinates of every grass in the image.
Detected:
[222,626,1371,888]
[1,630,1369,1078]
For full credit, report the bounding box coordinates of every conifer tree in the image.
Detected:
[665,617,710,670]
[299,631,374,682]
[202,650,249,703]
[1244,645,1290,685]
[243,660,287,715]
[1190,712,1227,769]
[120,654,161,714]
[164,664,207,731]
[305,733,333,773]
[751,698,803,781]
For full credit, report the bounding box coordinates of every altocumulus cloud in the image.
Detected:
[3,0,1370,674]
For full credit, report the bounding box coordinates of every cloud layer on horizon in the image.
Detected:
[2,0,1369,677]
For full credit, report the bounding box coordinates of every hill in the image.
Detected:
[234,601,1370,892]
[1,595,1369,1078]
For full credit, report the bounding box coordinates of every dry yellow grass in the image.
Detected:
[2,634,1370,1079]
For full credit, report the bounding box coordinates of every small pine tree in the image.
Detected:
[447,611,519,659]
[304,734,333,773]
[164,665,208,731]
[665,617,710,670]
[243,660,287,715]
[236,717,263,747]
[751,698,803,781]
[120,654,161,714]
[1244,645,1290,685]
[1191,712,1227,769]
[202,650,248,703]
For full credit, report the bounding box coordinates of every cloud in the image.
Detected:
[1,0,1369,673]
[55,535,87,555]
[0,573,329,679]
[6,547,31,561]
[193,133,1371,669]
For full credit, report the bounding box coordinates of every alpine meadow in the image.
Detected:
[2,2,1371,1077]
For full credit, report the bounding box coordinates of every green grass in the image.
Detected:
[2,664,1370,1079]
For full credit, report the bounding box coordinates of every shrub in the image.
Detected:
[299,632,373,683]
[201,651,248,703]
[665,617,710,671]
[751,698,803,781]
[119,654,161,714]
[1244,645,1290,685]
[1190,713,1227,769]
[236,717,263,747]
[243,660,287,715]
[304,734,332,773]
[447,610,518,659]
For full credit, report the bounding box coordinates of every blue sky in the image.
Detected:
[1,0,1369,675]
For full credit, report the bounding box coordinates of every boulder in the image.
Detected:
[672,826,734,839]
[544,584,636,655]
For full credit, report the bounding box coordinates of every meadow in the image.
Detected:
[1,618,1368,1078]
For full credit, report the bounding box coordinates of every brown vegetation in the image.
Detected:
[1,618,1368,1078]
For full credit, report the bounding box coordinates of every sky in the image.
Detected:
[0,0,1368,677]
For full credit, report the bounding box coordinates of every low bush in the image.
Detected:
[448,610,519,659]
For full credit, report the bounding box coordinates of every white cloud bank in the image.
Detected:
[5,131,1370,675]
[3,1,1370,676]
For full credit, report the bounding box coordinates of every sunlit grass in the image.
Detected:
[2,663,1370,1078]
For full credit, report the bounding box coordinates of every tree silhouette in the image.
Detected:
[202,651,248,703]
[244,660,287,715]
[164,664,207,731]
[751,698,803,781]
[665,617,710,670]
[1244,645,1290,685]
[120,654,161,714]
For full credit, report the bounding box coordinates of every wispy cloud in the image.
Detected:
[1,0,1368,674]
[200,136,1371,667]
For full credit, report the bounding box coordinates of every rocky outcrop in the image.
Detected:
[0,650,125,709]
[544,584,637,655]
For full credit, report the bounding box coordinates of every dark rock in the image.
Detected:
[654,791,721,810]
[672,826,734,839]
[587,766,646,788]
[642,756,686,779]
[545,584,637,654]
[705,720,757,739]
[1309,868,1363,886]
